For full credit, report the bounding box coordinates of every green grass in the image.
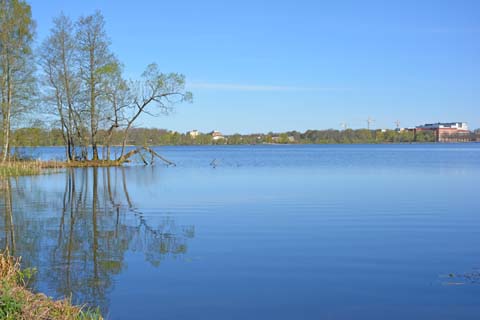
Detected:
[0,251,103,320]
[0,290,23,320]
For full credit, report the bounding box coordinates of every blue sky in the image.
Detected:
[30,0,479,134]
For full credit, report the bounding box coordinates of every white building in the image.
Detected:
[187,130,200,138]
[416,122,469,131]
[211,130,225,141]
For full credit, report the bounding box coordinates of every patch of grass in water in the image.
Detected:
[0,161,44,178]
[0,160,67,179]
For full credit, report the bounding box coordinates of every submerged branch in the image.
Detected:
[116,146,175,166]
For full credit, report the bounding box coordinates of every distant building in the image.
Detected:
[187,130,200,138]
[415,122,470,142]
[211,130,225,141]
[395,127,415,133]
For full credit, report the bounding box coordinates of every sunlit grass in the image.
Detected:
[0,161,43,178]
[0,160,71,178]
[0,251,103,320]
[0,160,128,178]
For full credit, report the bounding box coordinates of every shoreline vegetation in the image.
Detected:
[0,146,176,178]
[0,160,116,179]
[9,127,480,147]
[0,251,102,320]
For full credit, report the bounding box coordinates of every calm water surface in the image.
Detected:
[1,144,480,319]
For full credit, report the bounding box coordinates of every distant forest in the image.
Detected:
[10,127,480,146]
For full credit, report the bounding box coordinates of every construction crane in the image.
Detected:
[367,117,375,130]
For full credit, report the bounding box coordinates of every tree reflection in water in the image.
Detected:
[0,167,194,314]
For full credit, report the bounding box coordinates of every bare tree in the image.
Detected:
[76,11,114,161]
[39,13,82,161]
[100,60,129,160]
[117,63,192,162]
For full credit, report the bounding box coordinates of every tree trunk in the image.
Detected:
[89,45,98,161]
[1,62,11,163]
[1,116,9,162]
[119,122,133,159]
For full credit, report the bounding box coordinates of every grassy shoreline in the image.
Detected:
[0,252,102,320]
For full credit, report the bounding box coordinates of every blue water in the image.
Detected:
[1,144,480,319]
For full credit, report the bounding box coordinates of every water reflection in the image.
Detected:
[0,167,194,314]
[1,179,15,253]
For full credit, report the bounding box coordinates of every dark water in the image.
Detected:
[1,144,480,319]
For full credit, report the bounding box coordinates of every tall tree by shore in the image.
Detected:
[39,13,82,162]
[0,0,36,162]
[76,11,115,161]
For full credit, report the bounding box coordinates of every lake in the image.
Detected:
[1,144,480,319]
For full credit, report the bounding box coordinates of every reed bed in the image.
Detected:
[0,161,39,177]
[0,160,123,178]
[0,160,62,178]
[0,251,103,320]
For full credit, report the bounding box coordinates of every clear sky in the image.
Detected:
[30,0,479,134]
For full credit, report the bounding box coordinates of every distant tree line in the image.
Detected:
[0,0,192,162]
[9,127,480,147]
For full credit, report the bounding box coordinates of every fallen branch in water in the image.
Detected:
[117,146,176,166]
[210,159,218,168]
